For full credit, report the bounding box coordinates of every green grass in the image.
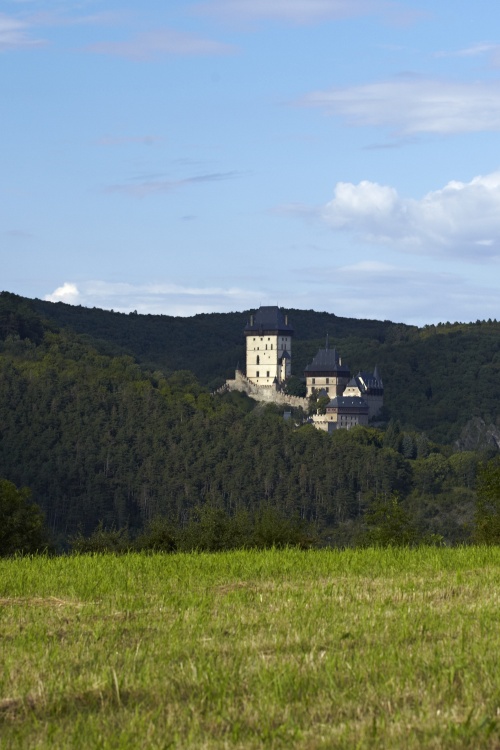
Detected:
[2,547,500,748]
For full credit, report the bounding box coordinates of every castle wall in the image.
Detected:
[225,371,308,409]
[365,394,383,419]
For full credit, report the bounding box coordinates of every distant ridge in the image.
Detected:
[2,290,500,443]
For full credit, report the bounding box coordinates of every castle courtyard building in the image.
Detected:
[304,344,351,398]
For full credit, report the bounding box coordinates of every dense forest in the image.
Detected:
[1,290,499,550]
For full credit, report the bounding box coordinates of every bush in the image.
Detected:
[474,458,500,544]
[71,522,131,553]
[134,517,177,552]
[0,479,51,556]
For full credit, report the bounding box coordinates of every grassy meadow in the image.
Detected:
[1,547,500,748]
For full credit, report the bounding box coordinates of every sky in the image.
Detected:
[3,0,500,325]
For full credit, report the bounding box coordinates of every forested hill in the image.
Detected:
[2,291,500,444]
[0,290,498,545]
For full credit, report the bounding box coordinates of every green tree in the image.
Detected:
[361,493,418,547]
[474,458,500,543]
[252,504,315,549]
[283,376,307,397]
[0,479,50,556]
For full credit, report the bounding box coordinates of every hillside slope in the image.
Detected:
[3,291,500,443]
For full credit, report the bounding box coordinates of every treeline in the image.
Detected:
[0,313,495,550]
[4,458,500,555]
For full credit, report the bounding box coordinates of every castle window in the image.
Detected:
[326,378,329,384]
[312,378,316,385]
[271,344,273,350]
[256,356,260,365]
[256,371,260,377]
[267,371,270,377]
[265,345,267,350]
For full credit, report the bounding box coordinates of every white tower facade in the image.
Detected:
[245,306,293,386]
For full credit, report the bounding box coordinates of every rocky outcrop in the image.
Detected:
[454,417,500,452]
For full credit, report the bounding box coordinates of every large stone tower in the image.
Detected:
[244,306,293,386]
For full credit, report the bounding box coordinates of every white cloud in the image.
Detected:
[86,29,235,60]
[43,281,262,316]
[320,171,500,259]
[0,13,44,50]
[44,282,80,304]
[193,0,416,26]
[300,76,500,136]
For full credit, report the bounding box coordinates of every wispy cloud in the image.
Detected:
[106,171,241,197]
[299,75,500,136]
[4,229,33,238]
[434,42,499,59]
[193,0,419,26]
[0,13,45,50]
[44,280,262,316]
[0,6,125,52]
[299,262,500,324]
[28,10,123,28]
[97,135,163,147]
[43,271,500,325]
[317,171,500,260]
[86,29,235,60]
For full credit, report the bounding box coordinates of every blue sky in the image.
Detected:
[3,0,500,325]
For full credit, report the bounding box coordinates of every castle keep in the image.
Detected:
[244,306,293,386]
[225,306,383,430]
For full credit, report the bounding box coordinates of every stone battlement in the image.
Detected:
[225,370,308,409]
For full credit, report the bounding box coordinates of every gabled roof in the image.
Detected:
[244,306,294,335]
[345,376,360,388]
[304,347,350,374]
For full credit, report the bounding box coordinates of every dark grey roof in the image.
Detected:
[346,376,359,388]
[358,369,384,390]
[304,347,350,374]
[281,350,291,359]
[326,396,368,410]
[244,306,294,334]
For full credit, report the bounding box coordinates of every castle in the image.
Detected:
[225,306,383,431]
